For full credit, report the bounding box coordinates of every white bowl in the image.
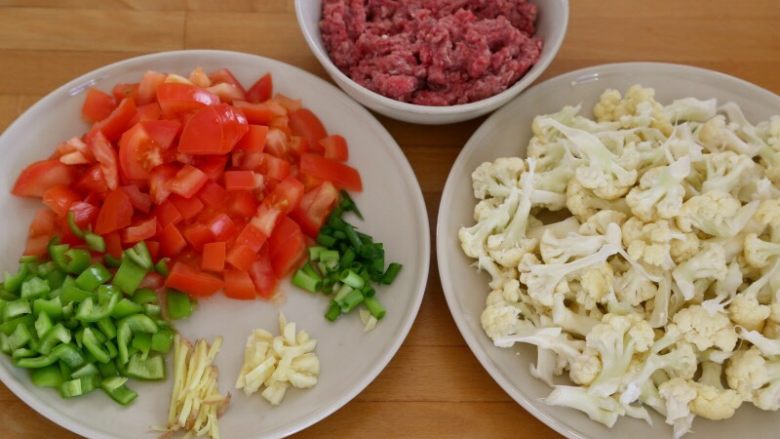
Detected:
[437,62,780,439]
[0,50,430,439]
[295,0,569,125]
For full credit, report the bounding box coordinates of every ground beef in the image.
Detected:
[320,0,542,106]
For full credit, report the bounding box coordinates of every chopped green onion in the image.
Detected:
[339,270,365,289]
[339,190,364,219]
[308,246,326,261]
[338,289,364,313]
[292,269,320,293]
[324,301,341,321]
[316,233,337,247]
[381,263,403,285]
[364,297,386,320]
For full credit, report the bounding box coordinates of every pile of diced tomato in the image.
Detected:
[12,67,362,300]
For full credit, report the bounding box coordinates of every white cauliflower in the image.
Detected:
[698,115,761,157]
[672,304,738,352]
[697,151,757,194]
[578,210,627,236]
[676,191,759,238]
[727,258,780,330]
[658,378,697,439]
[625,155,690,221]
[622,218,683,270]
[688,362,743,420]
[671,243,727,300]
[663,97,717,123]
[725,346,780,410]
[471,157,526,200]
[566,179,631,222]
[539,228,610,265]
[744,233,780,269]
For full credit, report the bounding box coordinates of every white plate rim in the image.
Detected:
[0,49,430,439]
[436,61,780,439]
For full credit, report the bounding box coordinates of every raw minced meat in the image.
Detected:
[320,0,543,106]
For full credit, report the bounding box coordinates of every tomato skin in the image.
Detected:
[201,241,226,272]
[228,191,259,218]
[156,83,220,118]
[141,120,181,149]
[92,97,137,142]
[131,103,162,124]
[207,83,246,103]
[235,222,267,252]
[149,164,178,205]
[246,73,273,103]
[169,165,208,199]
[223,269,256,299]
[94,189,134,234]
[289,108,327,144]
[165,262,223,298]
[320,135,349,161]
[42,185,81,217]
[68,201,99,231]
[137,71,166,105]
[266,176,304,215]
[208,68,247,94]
[123,217,157,243]
[120,185,152,213]
[112,83,138,101]
[178,104,249,155]
[139,271,164,290]
[248,246,277,298]
[233,100,285,125]
[268,216,307,277]
[159,223,187,257]
[13,160,77,198]
[156,200,183,228]
[223,170,257,191]
[260,153,291,181]
[235,125,268,152]
[29,208,56,237]
[169,194,204,219]
[87,130,120,191]
[146,241,160,262]
[197,181,229,210]
[207,213,238,241]
[300,153,363,192]
[290,181,339,238]
[196,155,228,181]
[119,123,165,181]
[226,244,255,272]
[104,232,123,258]
[182,223,212,252]
[82,88,117,123]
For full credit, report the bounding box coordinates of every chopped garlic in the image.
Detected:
[359,309,378,332]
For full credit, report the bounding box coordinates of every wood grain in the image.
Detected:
[0,0,778,437]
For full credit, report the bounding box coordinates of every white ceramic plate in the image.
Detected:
[0,50,429,439]
[437,63,780,439]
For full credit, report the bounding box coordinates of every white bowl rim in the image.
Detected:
[0,49,430,439]
[436,61,780,439]
[294,0,570,115]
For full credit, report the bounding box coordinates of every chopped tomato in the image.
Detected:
[137,71,166,105]
[179,104,248,155]
[91,97,137,142]
[141,120,181,149]
[165,262,223,297]
[236,125,268,152]
[94,189,133,234]
[146,241,160,261]
[197,181,228,210]
[233,100,285,125]
[13,160,77,198]
[248,247,277,298]
[149,164,178,204]
[112,83,138,101]
[208,68,246,94]
[169,165,208,199]
[268,216,306,277]
[274,94,302,112]
[289,108,327,144]
[132,103,162,124]
[121,185,152,213]
[300,153,362,192]
[320,135,349,161]
[29,208,56,237]
[156,83,219,118]
[226,244,255,271]
[207,213,238,241]
[260,153,291,181]
[123,217,157,243]
[119,123,164,181]
[201,241,226,272]
[156,200,183,228]
[223,170,258,191]
[88,130,120,191]
[82,88,116,123]
[104,232,123,258]
[76,165,108,194]
[42,185,81,217]
[196,155,228,181]
[252,204,282,238]
[228,191,259,218]
[24,235,51,257]
[247,74,273,103]
[159,223,187,257]
[235,222,267,252]
[169,194,204,219]
[68,201,99,230]
[207,83,246,103]
[266,176,304,215]
[223,269,255,299]
[290,181,339,237]
[139,271,164,290]
[182,223,212,251]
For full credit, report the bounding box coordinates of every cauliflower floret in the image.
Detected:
[701,262,743,315]
[696,151,757,194]
[622,218,683,270]
[545,385,623,428]
[566,179,631,222]
[626,156,691,221]
[669,231,701,264]
[576,262,614,309]
[663,97,718,123]
[480,296,534,345]
[586,313,655,397]
[658,377,698,439]
[672,304,738,352]
[459,188,515,258]
[725,346,780,410]
[676,191,759,238]
[754,199,780,242]
[593,85,673,135]
[744,233,780,269]
[615,265,658,307]
[470,157,525,200]
[671,243,727,300]
[578,210,627,236]
[698,115,761,157]
[552,292,599,337]
[539,229,609,265]
[689,362,743,420]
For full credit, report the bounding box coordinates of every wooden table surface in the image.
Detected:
[0,0,779,438]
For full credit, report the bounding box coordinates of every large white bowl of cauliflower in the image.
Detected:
[437,62,780,439]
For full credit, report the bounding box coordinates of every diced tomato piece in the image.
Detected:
[188,67,212,88]
[120,185,152,213]
[290,181,339,237]
[265,175,304,215]
[68,201,99,230]
[223,170,258,191]
[207,83,246,103]
[260,153,291,181]
[268,216,306,277]
[82,88,116,123]
[289,108,327,144]
[165,262,223,298]
[264,128,290,158]
[123,217,157,243]
[159,223,187,257]
[29,208,56,237]
[246,73,273,103]
[41,185,81,217]
[12,160,77,198]
[112,83,138,101]
[140,120,181,149]
[233,100,286,125]
[251,204,282,238]
[156,83,219,118]
[146,241,160,261]
[234,222,267,252]
[300,153,362,191]
[149,164,178,204]
[140,271,164,290]
[179,104,249,155]
[273,94,302,112]
[132,103,162,124]
[169,194,204,219]
[182,223,212,251]
[24,235,51,257]
[320,134,349,161]
[207,213,238,242]
[196,155,228,181]
[156,200,183,228]
[119,123,164,181]
[197,181,228,210]
[226,244,255,272]
[94,189,133,234]
[104,231,123,258]
[223,269,255,299]
[235,125,268,152]
[169,165,208,199]
[228,191,259,218]
[137,71,166,105]
[87,130,120,191]
[201,241,226,272]
[209,68,247,94]
[76,165,109,194]
[91,97,137,143]
[249,247,277,298]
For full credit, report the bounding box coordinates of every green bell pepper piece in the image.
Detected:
[96,318,117,340]
[110,298,143,319]
[61,284,94,304]
[85,233,105,253]
[116,314,158,365]
[8,322,32,351]
[33,296,63,320]
[30,365,63,387]
[12,347,37,360]
[3,264,29,295]
[125,241,153,271]
[125,353,165,380]
[166,291,193,320]
[131,333,152,356]
[154,258,170,276]
[75,293,119,323]
[100,376,138,405]
[71,362,99,378]
[34,312,53,339]
[59,375,99,398]
[97,361,118,378]
[20,277,50,300]
[38,324,72,355]
[105,340,118,359]
[112,256,147,295]
[0,315,33,336]
[46,268,67,290]
[75,264,112,292]
[151,329,174,354]
[3,299,31,322]
[52,343,85,369]
[103,254,121,268]
[131,288,158,305]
